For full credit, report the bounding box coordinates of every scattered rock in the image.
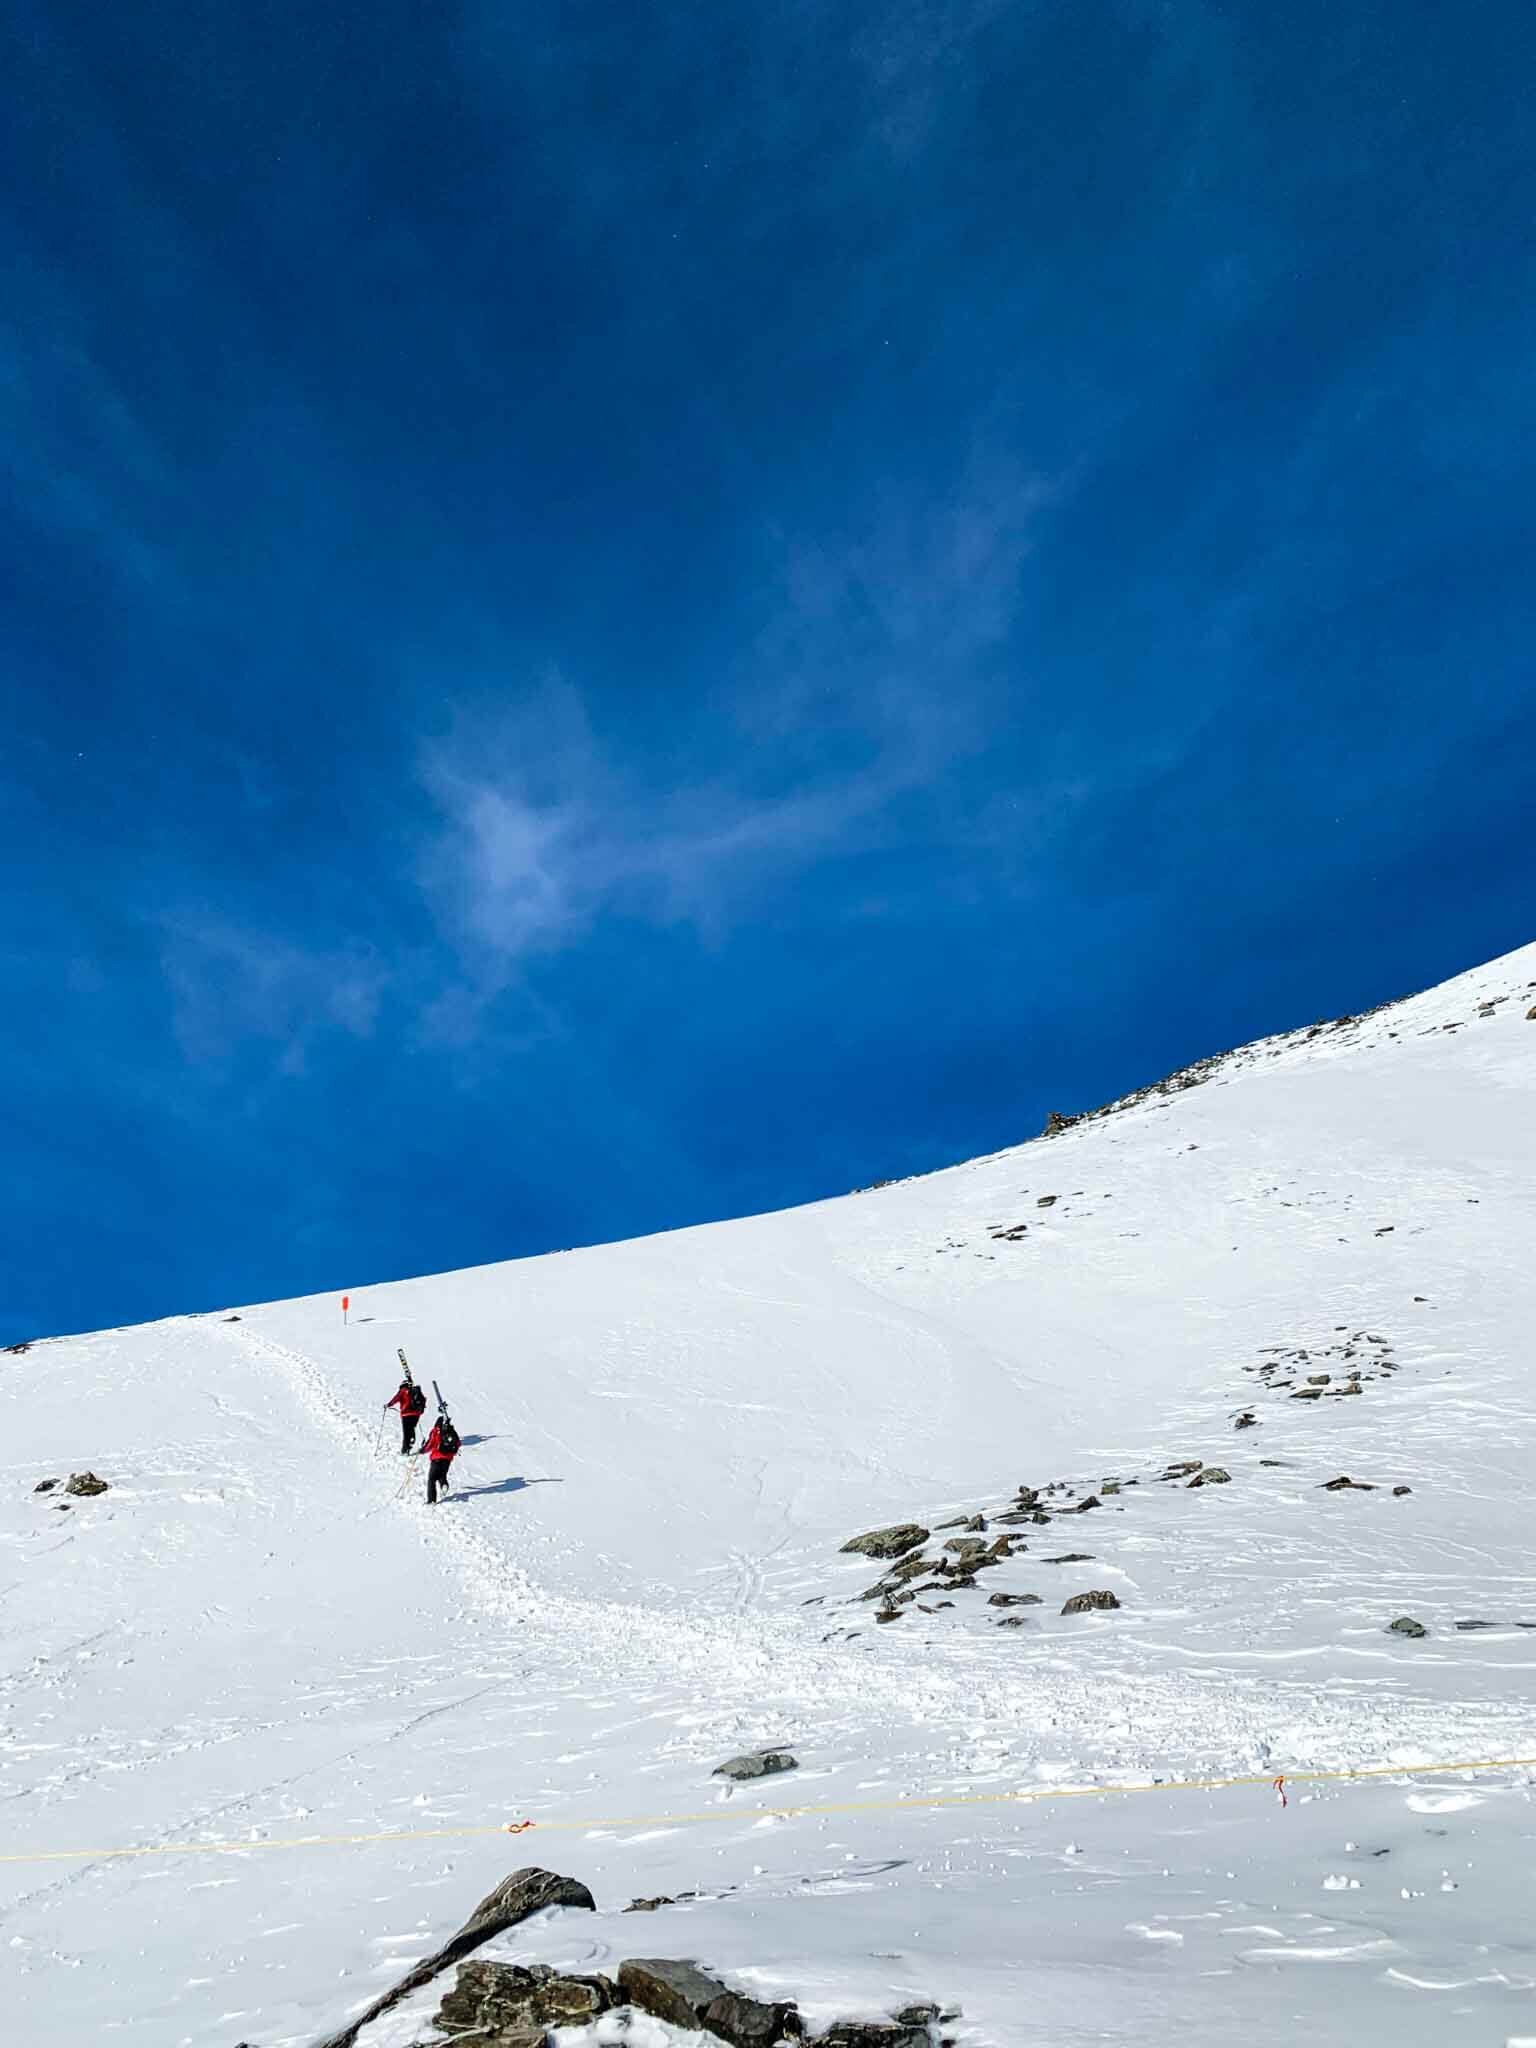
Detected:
[1290,1387,1324,1401]
[991,1509,1036,1527]
[1187,1467,1230,1487]
[841,1524,928,1560]
[1307,1373,1331,1386]
[1454,1619,1498,1632]
[862,1553,936,1598]
[625,1896,677,1912]
[1072,1494,1103,1512]
[1162,1460,1202,1479]
[1387,1616,1428,1638]
[223,1313,242,1322]
[962,1514,986,1532]
[1321,1476,1375,1491]
[1043,1111,1081,1134]
[1527,1005,1536,1021]
[874,1605,903,1623]
[987,1592,1041,1607]
[943,1536,989,1559]
[1393,1485,1413,1497]
[1233,1411,1258,1430]
[1062,1589,1121,1615]
[1374,1225,1395,1235]
[713,1750,798,1782]
[1044,1552,1094,1563]
[1036,1194,1059,1208]
[3,1340,33,1354]
[1258,1458,1289,1467]
[33,1478,57,1493]
[65,1472,109,1497]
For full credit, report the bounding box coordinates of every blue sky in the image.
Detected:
[3,0,1533,1343]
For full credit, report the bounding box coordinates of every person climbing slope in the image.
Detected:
[418,1409,461,1503]
[386,1369,427,1453]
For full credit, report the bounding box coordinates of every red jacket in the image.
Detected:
[421,1421,458,1464]
[388,1382,426,1418]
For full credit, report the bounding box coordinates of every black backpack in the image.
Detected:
[437,1417,461,1457]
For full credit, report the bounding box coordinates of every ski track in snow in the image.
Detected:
[3,943,1536,2046]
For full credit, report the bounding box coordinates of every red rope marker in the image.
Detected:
[503,1820,535,1835]
[1273,1775,1288,1808]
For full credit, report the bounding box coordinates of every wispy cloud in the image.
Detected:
[159,916,391,1073]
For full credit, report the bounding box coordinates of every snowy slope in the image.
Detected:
[4,943,1536,2047]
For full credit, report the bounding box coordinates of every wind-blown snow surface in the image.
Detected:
[5,945,1536,2048]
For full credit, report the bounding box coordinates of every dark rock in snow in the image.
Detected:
[314,1867,597,2048]
[1322,1476,1375,1491]
[1062,1589,1121,1614]
[714,1749,799,1781]
[33,1478,57,1493]
[841,1524,928,1560]
[618,1958,803,2045]
[1233,1411,1258,1429]
[987,1592,1042,1606]
[1044,1552,1094,1563]
[1072,1494,1103,1512]
[1036,1194,1059,1207]
[1290,1387,1324,1401]
[812,2024,931,2048]
[65,1472,109,1497]
[1163,1460,1202,1479]
[1187,1467,1231,1487]
[1388,1616,1428,1638]
[433,1959,614,2038]
[1393,1485,1413,1497]
[862,1553,936,1597]
[943,1536,989,1558]
[625,1895,677,1911]
[1307,1374,1331,1386]
[1043,1110,1081,1134]
[1454,1619,1499,1632]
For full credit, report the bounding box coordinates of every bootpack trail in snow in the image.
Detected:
[5,940,1536,2048]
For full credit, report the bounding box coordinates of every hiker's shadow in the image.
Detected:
[449,1476,563,1501]
[458,1433,502,1448]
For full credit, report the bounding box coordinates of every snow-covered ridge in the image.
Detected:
[4,941,1535,2047]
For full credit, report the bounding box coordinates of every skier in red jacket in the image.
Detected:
[386,1374,428,1453]
[419,1413,461,1503]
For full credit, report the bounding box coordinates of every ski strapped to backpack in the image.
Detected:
[429,1379,460,1458]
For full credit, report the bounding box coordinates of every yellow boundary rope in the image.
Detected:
[5,1753,1534,1868]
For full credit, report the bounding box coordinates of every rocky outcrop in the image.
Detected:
[1387,1616,1428,1638]
[311,1867,595,2048]
[1061,1589,1121,1614]
[65,1472,109,1497]
[841,1524,928,1560]
[433,1959,612,2038]
[713,1749,798,1782]
[1186,1467,1230,1487]
[618,1959,803,2045]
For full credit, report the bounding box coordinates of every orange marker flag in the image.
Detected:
[342,1294,350,1325]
